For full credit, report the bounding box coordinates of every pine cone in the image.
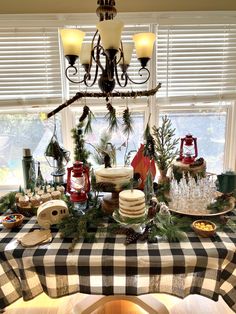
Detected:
[125,230,140,245]
[79,105,90,122]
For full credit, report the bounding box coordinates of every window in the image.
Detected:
[0,13,236,191]
[0,112,62,187]
[0,27,62,103]
[156,24,236,102]
[159,109,227,174]
[74,108,145,166]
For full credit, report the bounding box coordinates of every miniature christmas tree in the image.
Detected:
[144,115,179,183]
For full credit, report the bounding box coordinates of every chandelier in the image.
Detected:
[60,0,156,94]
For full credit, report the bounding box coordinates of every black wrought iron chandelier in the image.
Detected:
[60,0,156,94]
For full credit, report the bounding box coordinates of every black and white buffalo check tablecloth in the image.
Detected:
[0,213,236,312]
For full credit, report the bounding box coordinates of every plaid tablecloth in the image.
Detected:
[0,213,236,312]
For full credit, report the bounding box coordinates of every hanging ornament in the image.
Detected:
[106,100,118,132]
[122,106,133,135]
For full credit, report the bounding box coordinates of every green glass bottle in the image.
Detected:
[22,148,36,189]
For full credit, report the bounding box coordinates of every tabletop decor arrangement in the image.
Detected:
[1,116,236,251]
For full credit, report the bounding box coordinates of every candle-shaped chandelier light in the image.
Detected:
[60,0,156,94]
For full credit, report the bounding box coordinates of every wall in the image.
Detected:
[0,0,236,14]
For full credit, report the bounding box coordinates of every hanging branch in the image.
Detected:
[122,107,133,135]
[47,83,162,119]
[78,105,95,134]
[106,102,118,131]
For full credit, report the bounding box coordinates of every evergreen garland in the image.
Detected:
[57,193,236,249]
[149,213,190,242]
[0,191,17,214]
[207,193,232,213]
[71,122,90,164]
[58,202,107,251]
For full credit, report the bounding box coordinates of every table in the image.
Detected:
[0,213,236,313]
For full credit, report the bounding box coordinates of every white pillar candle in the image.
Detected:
[80,43,93,65]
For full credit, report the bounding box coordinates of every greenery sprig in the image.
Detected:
[149,212,190,242]
[143,121,156,158]
[71,122,90,164]
[0,191,17,214]
[122,107,133,135]
[106,102,118,132]
[207,194,233,213]
[58,202,107,251]
[78,105,94,134]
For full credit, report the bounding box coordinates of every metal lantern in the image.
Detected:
[179,134,198,164]
[45,135,70,184]
[66,161,90,213]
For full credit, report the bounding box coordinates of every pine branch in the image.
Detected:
[122,107,133,135]
[106,102,119,132]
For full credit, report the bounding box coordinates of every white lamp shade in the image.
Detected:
[119,43,134,65]
[133,32,156,59]
[96,20,124,50]
[80,43,93,65]
[60,29,85,56]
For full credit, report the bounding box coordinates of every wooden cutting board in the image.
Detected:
[19,229,52,247]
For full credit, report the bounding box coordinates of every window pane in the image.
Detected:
[75,112,144,166]
[0,113,62,187]
[159,111,226,174]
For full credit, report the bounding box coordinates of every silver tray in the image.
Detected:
[168,197,235,217]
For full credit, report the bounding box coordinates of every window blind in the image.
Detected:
[156,24,236,101]
[67,24,150,98]
[0,27,62,102]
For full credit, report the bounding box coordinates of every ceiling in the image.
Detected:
[1,0,236,14]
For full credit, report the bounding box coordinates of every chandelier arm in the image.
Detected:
[114,62,128,88]
[116,47,123,65]
[47,83,161,119]
[65,65,86,84]
[84,64,99,87]
[91,33,105,73]
[126,67,151,85]
[92,44,105,72]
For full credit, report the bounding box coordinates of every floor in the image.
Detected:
[4,292,235,314]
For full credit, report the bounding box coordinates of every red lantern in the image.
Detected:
[179,134,198,164]
[66,161,90,212]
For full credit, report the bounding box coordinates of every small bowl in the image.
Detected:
[2,213,24,229]
[192,219,216,238]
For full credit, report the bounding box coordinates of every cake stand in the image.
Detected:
[94,166,133,214]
